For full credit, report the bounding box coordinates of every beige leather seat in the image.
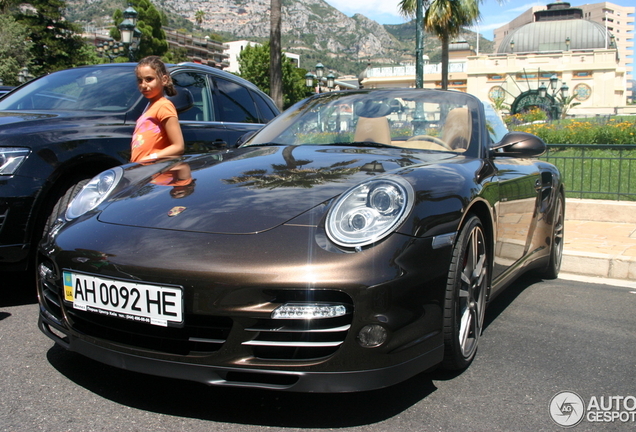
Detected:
[353,116,391,145]
[442,107,471,150]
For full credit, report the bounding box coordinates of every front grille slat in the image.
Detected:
[243,340,344,347]
[245,324,351,333]
[245,313,353,360]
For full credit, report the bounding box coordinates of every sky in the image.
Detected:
[322,0,546,39]
[323,0,634,65]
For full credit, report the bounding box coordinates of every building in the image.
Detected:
[493,1,634,83]
[84,26,230,69]
[224,40,301,74]
[360,42,474,92]
[164,28,230,69]
[360,1,635,117]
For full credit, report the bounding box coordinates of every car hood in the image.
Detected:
[0,110,128,134]
[98,145,459,234]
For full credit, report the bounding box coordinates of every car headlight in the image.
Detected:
[66,167,123,220]
[0,147,30,175]
[326,176,414,247]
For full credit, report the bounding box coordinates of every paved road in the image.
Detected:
[2,271,635,431]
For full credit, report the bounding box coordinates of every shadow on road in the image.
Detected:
[483,272,542,332]
[42,275,539,427]
[47,344,439,428]
[2,270,37,307]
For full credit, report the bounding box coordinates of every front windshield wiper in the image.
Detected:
[243,142,286,147]
[340,141,398,149]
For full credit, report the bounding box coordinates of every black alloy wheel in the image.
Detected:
[442,215,489,370]
[539,192,565,279]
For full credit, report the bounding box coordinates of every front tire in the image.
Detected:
[442,215,489,370]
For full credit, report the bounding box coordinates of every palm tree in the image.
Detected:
[194,10,205,27]
[270,0,283,110]
[399,0,480,90]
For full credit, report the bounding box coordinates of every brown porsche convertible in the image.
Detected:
[37,89,564,392]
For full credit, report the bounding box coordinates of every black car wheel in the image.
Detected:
[442,215,488,370]
[539,192,565,279]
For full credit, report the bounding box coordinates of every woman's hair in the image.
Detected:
[136,56,177,96]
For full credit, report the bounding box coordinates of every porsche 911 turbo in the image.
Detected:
[37,89,564,392]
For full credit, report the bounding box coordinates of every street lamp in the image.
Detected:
[97,39,125,62]
[17,67,33,84]
[415,0,431,88]
[119,5,141,61]
[538,74,571,119]
[565,36,571,51]
[305,62,337,93]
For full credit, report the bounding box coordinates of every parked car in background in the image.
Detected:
[37,89,564,392]
[0,62,279,272]
[0,86,14,98]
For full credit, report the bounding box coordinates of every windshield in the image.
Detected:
[482,101,509,145]
[246,89,482,155]
[0,66,142,112]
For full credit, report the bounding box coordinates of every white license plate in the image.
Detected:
[63,271,183,327]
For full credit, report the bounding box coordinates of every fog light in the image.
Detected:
[271,303,347,319]
[358,324,387,347]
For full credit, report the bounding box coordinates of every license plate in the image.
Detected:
[63,271,183,327]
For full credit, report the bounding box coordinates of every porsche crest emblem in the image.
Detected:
[168,206,186,217]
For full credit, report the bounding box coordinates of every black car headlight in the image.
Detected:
[326,176,414,247]
[66,167,123,220]
[0,147,30,175]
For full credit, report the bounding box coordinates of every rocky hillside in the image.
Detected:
[66,0,491,76]
[154,0,413,73]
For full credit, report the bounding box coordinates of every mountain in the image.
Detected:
[65,0,493,76]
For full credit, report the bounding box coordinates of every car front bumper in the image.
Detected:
[38,220,453,392]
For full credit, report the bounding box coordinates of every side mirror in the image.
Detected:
[492,131,546,158]
[235,129,259,147]
[167,87,194,114]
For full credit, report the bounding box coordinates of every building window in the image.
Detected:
[488,86,505,102]
[573,71,592,78]
[573,83,591,101]
[487,74,506,81]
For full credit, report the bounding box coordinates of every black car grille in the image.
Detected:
[39,265,64,321]
[66,309,232,356]
[244,316,352,360]
[0,206,8,236]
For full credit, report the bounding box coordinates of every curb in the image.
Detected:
[562,199,636,280]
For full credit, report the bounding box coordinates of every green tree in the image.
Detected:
[111,0,168,60]
[163,46,189,64]
[238,42,306,109]
[0,15,33,85]
[14,0,91,76]
[194,10,206,27]
[399,0,481,89]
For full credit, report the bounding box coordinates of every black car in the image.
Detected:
[0,62,279,271]
[38,89,564,392]
[0,86,14,98]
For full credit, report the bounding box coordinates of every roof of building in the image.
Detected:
[497,19,610,54]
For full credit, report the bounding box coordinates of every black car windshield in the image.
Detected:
[0,66,142,112]
[245,89,482,155]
